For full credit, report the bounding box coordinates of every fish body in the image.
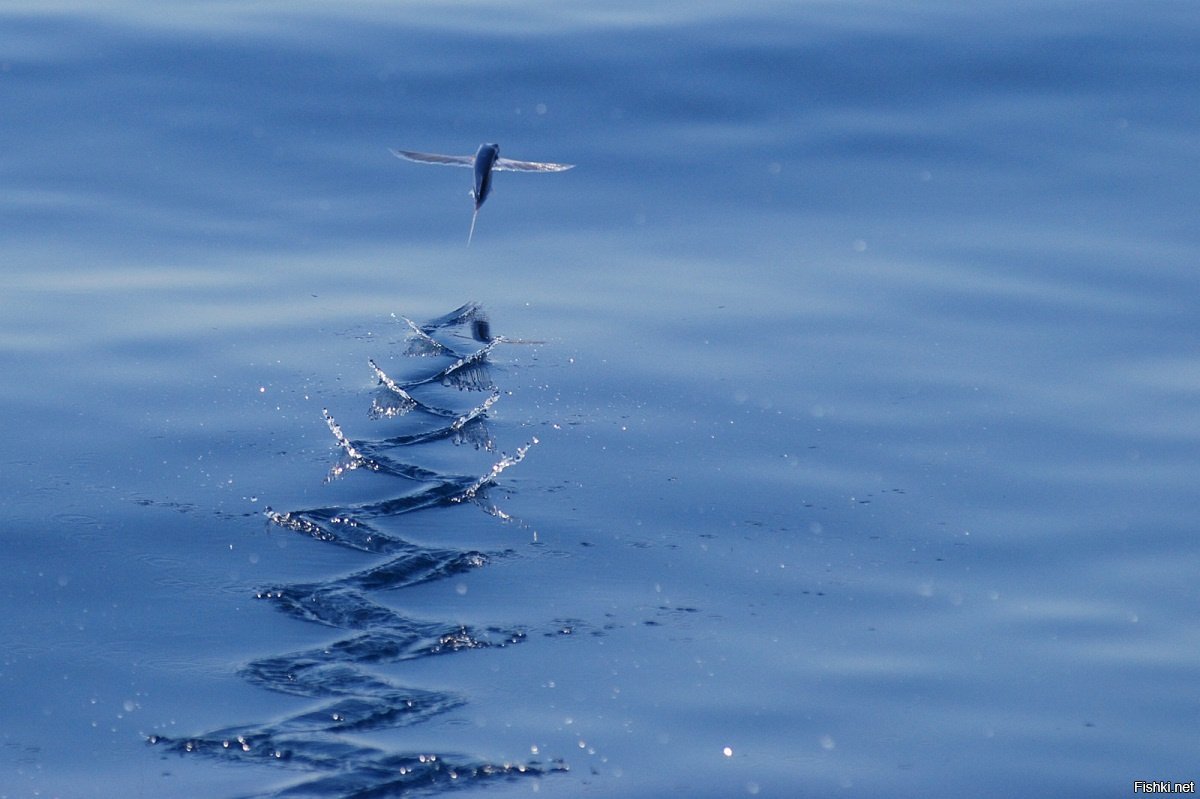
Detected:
[471,143,500,210]
[392,143,574,244]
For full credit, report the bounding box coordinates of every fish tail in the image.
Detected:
[468,207,479,246]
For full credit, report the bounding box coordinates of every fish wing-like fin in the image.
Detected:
[391,149,476,167]
[492,157,575,173]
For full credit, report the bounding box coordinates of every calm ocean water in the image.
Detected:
[2,2,1197,797]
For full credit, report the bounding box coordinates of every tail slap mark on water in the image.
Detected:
[367,358,502,443]
[265,509,412,555]
[395,315,451,357]
[322,407,375,481]
[371,356,501,421]
[453,391,501,430]
[453,437,540,504]
[394,338,501,393]
[421,301,492,337]
[396,303,492,356]
[371,408,498,450]
[346,548,493,592]
[248,754,559,799]
[324,408,453,484]
[152,304,565,797]
[437,337,501,391]
[366,358,419,418]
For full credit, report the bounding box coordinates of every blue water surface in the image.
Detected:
[1,2,1198,797]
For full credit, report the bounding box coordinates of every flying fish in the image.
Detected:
[391,143,574,244]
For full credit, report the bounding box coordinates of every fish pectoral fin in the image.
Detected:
[392,149,477,167]
[493,157,575,173]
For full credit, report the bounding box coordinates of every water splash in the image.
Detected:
[322,407,374,481]
[366,358,419,417]
[453,437,540,504]
[152,305,559,797]
[396,314,452,357]
[398,337,500,392]
[368,357,501,451]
